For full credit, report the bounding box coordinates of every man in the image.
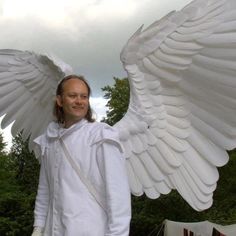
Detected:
[32,75,131,236]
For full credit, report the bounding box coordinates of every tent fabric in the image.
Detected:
[163,220,236,236]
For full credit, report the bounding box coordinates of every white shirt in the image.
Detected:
[33,119,131,236]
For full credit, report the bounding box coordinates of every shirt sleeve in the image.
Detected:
[96,140,131,236]
[33,154,50,228]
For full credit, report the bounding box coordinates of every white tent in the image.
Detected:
[162,220,236,236]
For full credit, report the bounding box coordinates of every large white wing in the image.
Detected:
[0,49,72,148]
[116,0,236,211]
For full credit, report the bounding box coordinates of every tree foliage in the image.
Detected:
[0,133,39,235]
[102,77,236,236]
[101,77,130,125]
[0,131,6,155]
[10,133,39,192]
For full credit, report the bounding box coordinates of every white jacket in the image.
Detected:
[33,119,131,236]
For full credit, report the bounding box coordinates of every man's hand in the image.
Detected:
[31,226,44,236]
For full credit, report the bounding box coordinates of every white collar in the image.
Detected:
[46,119,88,139]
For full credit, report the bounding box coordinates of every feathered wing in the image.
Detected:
[0,49,72,148]
[116,0,236,211]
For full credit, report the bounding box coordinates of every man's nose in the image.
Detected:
[75,96,82,103]
[75,95,84,103]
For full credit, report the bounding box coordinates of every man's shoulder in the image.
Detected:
[86,121,115,133]
[86,121,121,146]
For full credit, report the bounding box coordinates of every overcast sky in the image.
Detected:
[0,0,192,96]
[0,0,192,149]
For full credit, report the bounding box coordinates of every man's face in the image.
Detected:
[56,78,89,128]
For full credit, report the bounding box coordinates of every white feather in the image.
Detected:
[0,49,70,146]
[116,0,236,211]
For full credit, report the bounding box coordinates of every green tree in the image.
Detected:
[10,133,39,192]
[0,133,39,235]
[101,77,130,125]
[102,77,236,236]
[0,131,6,155]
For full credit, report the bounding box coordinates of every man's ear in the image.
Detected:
[56,95,63,107]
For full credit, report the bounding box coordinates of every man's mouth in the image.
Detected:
[73,106,84,110]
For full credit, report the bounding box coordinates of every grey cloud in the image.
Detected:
[0,0,192,96]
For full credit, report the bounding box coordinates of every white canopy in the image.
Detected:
[163,219,236,236]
